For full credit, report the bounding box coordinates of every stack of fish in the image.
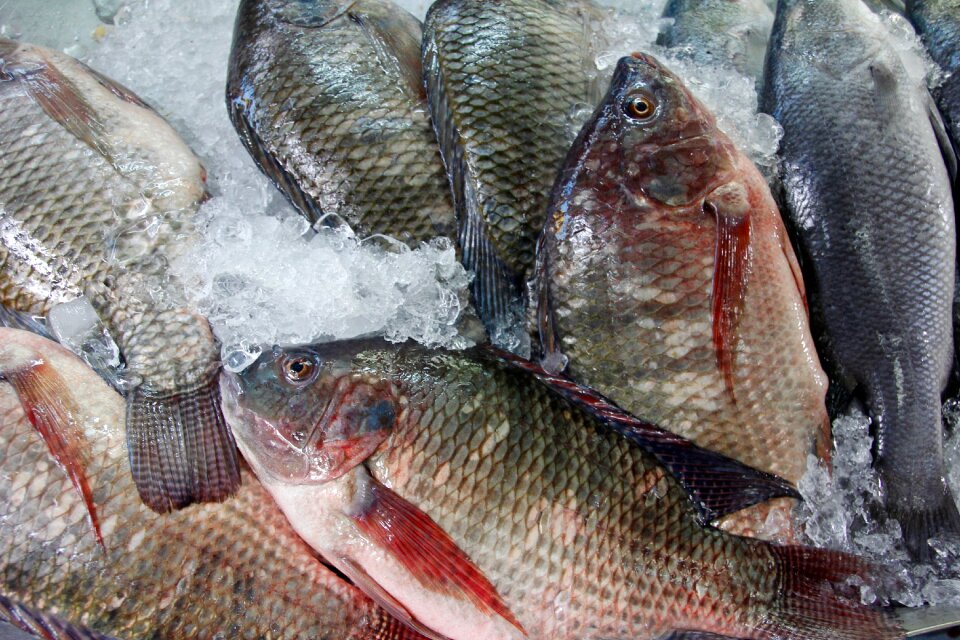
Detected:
[0,0,958,637]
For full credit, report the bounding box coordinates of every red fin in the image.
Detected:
[351,478,525,637]
[3,361,104,549]
[708,202,751,400]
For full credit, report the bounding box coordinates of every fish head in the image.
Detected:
[598,53,735,207]
[222,341,398,485]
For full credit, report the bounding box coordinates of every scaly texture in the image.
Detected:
[0,39,239,512]
[0,329,423,640]
[763,0,958,560]
[537,54,828,540]
[227,0,457,246]
[906,0,960,153]
[226,339,901,640]
[423,0,605,348]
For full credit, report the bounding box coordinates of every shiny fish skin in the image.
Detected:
[227,0,457,246]
[763,0,958,560]
[0,39,239,513]
[225,338,901,640]
[0,328,424,640]
[536,54,828,540]
[906,1,960,154]
[658,0,774,83]
[422,0,605,350]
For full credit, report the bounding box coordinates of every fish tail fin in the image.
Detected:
[760,545,903,640]
[888,485,960,563]
[127,373,240,513]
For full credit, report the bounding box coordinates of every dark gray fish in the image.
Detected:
[422,0,605,351]
[763,0,958,560]
[658,0,774,82]
[0,39,239,513]
[227,0,457,247]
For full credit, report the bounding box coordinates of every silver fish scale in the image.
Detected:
[228,0,456,246]
[766,0,957,542]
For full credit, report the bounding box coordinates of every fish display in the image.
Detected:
[763,0,958,560]
[223,337,901,640]
[0,328,424,640]
[227,0,458,246]
[906,1,960,152]
[422,0,605,350]
[0,39,239,513]
[657,0,775,83]
[536,53,829,540]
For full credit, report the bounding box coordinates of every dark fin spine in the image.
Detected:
[534,233,567,374]
[708,202,751,400]
[0,594,119,640]
[761,545,903,640]
[494,348,799,523]
[889,485,960,563]
[351,476,525,636]
[0,305,54,341]
[2,361,103,548]
[127,373,240,513]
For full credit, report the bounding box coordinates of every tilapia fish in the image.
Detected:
[227,0,457,246]
[536,53,829,540]
[657,0,775,83]
[0,39,239,513]
[763,0,958,560]
[423,0,605,350]
[0,328,423,640]
[223,338,901,640]
[906,1,960,155]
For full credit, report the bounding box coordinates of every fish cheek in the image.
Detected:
[318,382,398,480]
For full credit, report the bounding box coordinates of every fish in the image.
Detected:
[0,595,119,640]
[657,0,775,83]
[535,53,829,541]
[0,327,425,640]
[0,39,240,513]
[762,0,959,561]
[422,0,605,351]
[226,0,458,247]
[222,337,902,640]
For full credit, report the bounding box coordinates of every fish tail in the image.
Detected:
[759,545,903,640]
[888,484,960,563]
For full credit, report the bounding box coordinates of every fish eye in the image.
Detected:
[624,92,657,121]
[281,354,320,385]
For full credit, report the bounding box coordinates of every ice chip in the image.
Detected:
[47,297,124,389]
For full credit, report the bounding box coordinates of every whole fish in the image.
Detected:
[763,0,958,560]
[0,328,423,640]
[657,0,775,83]
[0,39,239,513]
[905,0,960,153]
[227,0,457,246]
[223,337,901,640]
[536,53,829,540]
[422,0,605,351]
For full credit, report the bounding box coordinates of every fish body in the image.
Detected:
[0,328,423,640]
[0,39,239,512]
[224,338,901,640]
[422,0,604,350]
[536,54,828,540]
[658,0,775,82]
[227,0,457,246]
[906,0,960,153]
[762,0,958,559]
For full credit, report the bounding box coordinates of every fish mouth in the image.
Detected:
[629,51,660,69]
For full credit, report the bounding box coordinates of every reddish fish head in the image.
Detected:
[221,340,397,484]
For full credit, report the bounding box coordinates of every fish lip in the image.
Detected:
[629,51,660,69]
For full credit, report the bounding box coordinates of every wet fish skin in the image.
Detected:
[658,0,774,82]
[905,0,960,152]
[0,328,424,640]
[422,0,605,350]
[224,338,901,640]
[227,0,457,246]
[0,39,239,513]
[536,53,828,541]
[763,0,958,560]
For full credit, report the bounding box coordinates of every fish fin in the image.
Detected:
[271,0,356,28]
[926,92,958,184]
[350,477,525,637]
[534,234,567,374]
[226,81,325,225]
[493,349,800,523]
[336,558,452,640]
[0,357,103,548]
[423,30,522,340]
[349,4,426,101]
[761,545,903,640]
[126,373,240,513]
[889,485,960,563]
[79,61,152,110]
[0,305,54,341]
[706,201,751,401]
[0,594,118,640]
